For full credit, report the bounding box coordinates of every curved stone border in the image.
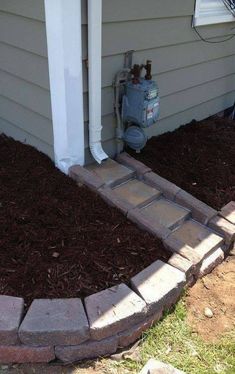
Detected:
[0,260,187,364]
[0,155,234,365]
[0,242,230,365]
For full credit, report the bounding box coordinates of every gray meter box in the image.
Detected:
[122,78,160,128]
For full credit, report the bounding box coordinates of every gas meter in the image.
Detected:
[114,60,160,152]
[122,62,160,128]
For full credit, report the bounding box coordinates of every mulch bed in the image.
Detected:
[130,117,235,211]
[0,135,170,309]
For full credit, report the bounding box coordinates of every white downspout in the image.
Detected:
[44,0,85,173]
[88,0,108,163]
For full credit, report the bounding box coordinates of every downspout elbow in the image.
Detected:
[90,142,108,164]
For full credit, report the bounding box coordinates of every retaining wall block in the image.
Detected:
[0,296,24,345]
[118,309,163,348]
[167,220,224,261]
[98,186,133,215]
[144,172,181,201]
[87,158,135,188]
[19,299,90,346]
[56,309,164,363]
[0,345,55,364]
[55,336,118,363]
[130,260,186,315]
[175,190,217,225]
[69,165,104,191]
[116,152,151,178]
[168,253,195,280]
[128,208,171,240]
[209,216,235,246]
[163,236,202,265]
[220,201,235,225]
[198,247,225,278]
[84,283,147,341]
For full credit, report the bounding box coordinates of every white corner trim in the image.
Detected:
[44,0,84,173]
[193,0,235,26]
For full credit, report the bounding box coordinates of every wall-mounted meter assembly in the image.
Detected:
[114,59,160,153]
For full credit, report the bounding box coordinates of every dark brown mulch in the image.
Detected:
[129,117,235,211]
[0,135,170,309]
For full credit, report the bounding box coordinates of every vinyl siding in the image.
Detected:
[0,0,235,163]
[0,0,53,158]
[93,0,235,159]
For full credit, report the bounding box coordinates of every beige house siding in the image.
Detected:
[95,0,235,158]
[0,0,54,158]
[0,0,235,162]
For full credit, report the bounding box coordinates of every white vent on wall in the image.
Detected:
[194,0,235,26]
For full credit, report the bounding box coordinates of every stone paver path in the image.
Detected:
[80,156,230,267]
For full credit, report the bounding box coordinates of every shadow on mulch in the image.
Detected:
[129,116,235,211]
[0,135,170,310]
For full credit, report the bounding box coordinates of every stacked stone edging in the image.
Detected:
[0,260,187,364]
[1,154,234,364]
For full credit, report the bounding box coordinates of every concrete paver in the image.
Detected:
[169,220,224,259]
[86,159,134,187]
[140,199,190,230]
[113,179,161,208]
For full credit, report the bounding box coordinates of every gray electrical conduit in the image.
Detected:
[114,69,131,154]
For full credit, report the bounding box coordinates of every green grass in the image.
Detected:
[105,300,235,374]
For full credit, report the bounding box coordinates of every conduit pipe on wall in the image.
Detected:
[88,0,108,163]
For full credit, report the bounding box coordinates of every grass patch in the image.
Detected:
[105,300,235,374]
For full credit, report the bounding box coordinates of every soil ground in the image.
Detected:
[130,116,235,210]
[0,135,170,309]
[186,251,235,343]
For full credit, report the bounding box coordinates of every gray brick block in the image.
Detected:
[0,296,24,345]
[98,186,133,215]
[168,253,195,279]
[69,165,104,191]
[140,199,190,230]
[84,284,147,341]
[112,179,161,209]
[175,190,217,224]
[55,336,118,363]
[220,201,235,225]
[209,216,235,245]
[168,220,224,261]
[0,345,55,364]
[19,299,90,346]
[163,235,201,265]
[198,247,224,278]
[116,152,151,178]
[130,260,186,315]
[118,309,162,348]
[87,159,135,187]
[144,172,181,201]
[127,209,171,240]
